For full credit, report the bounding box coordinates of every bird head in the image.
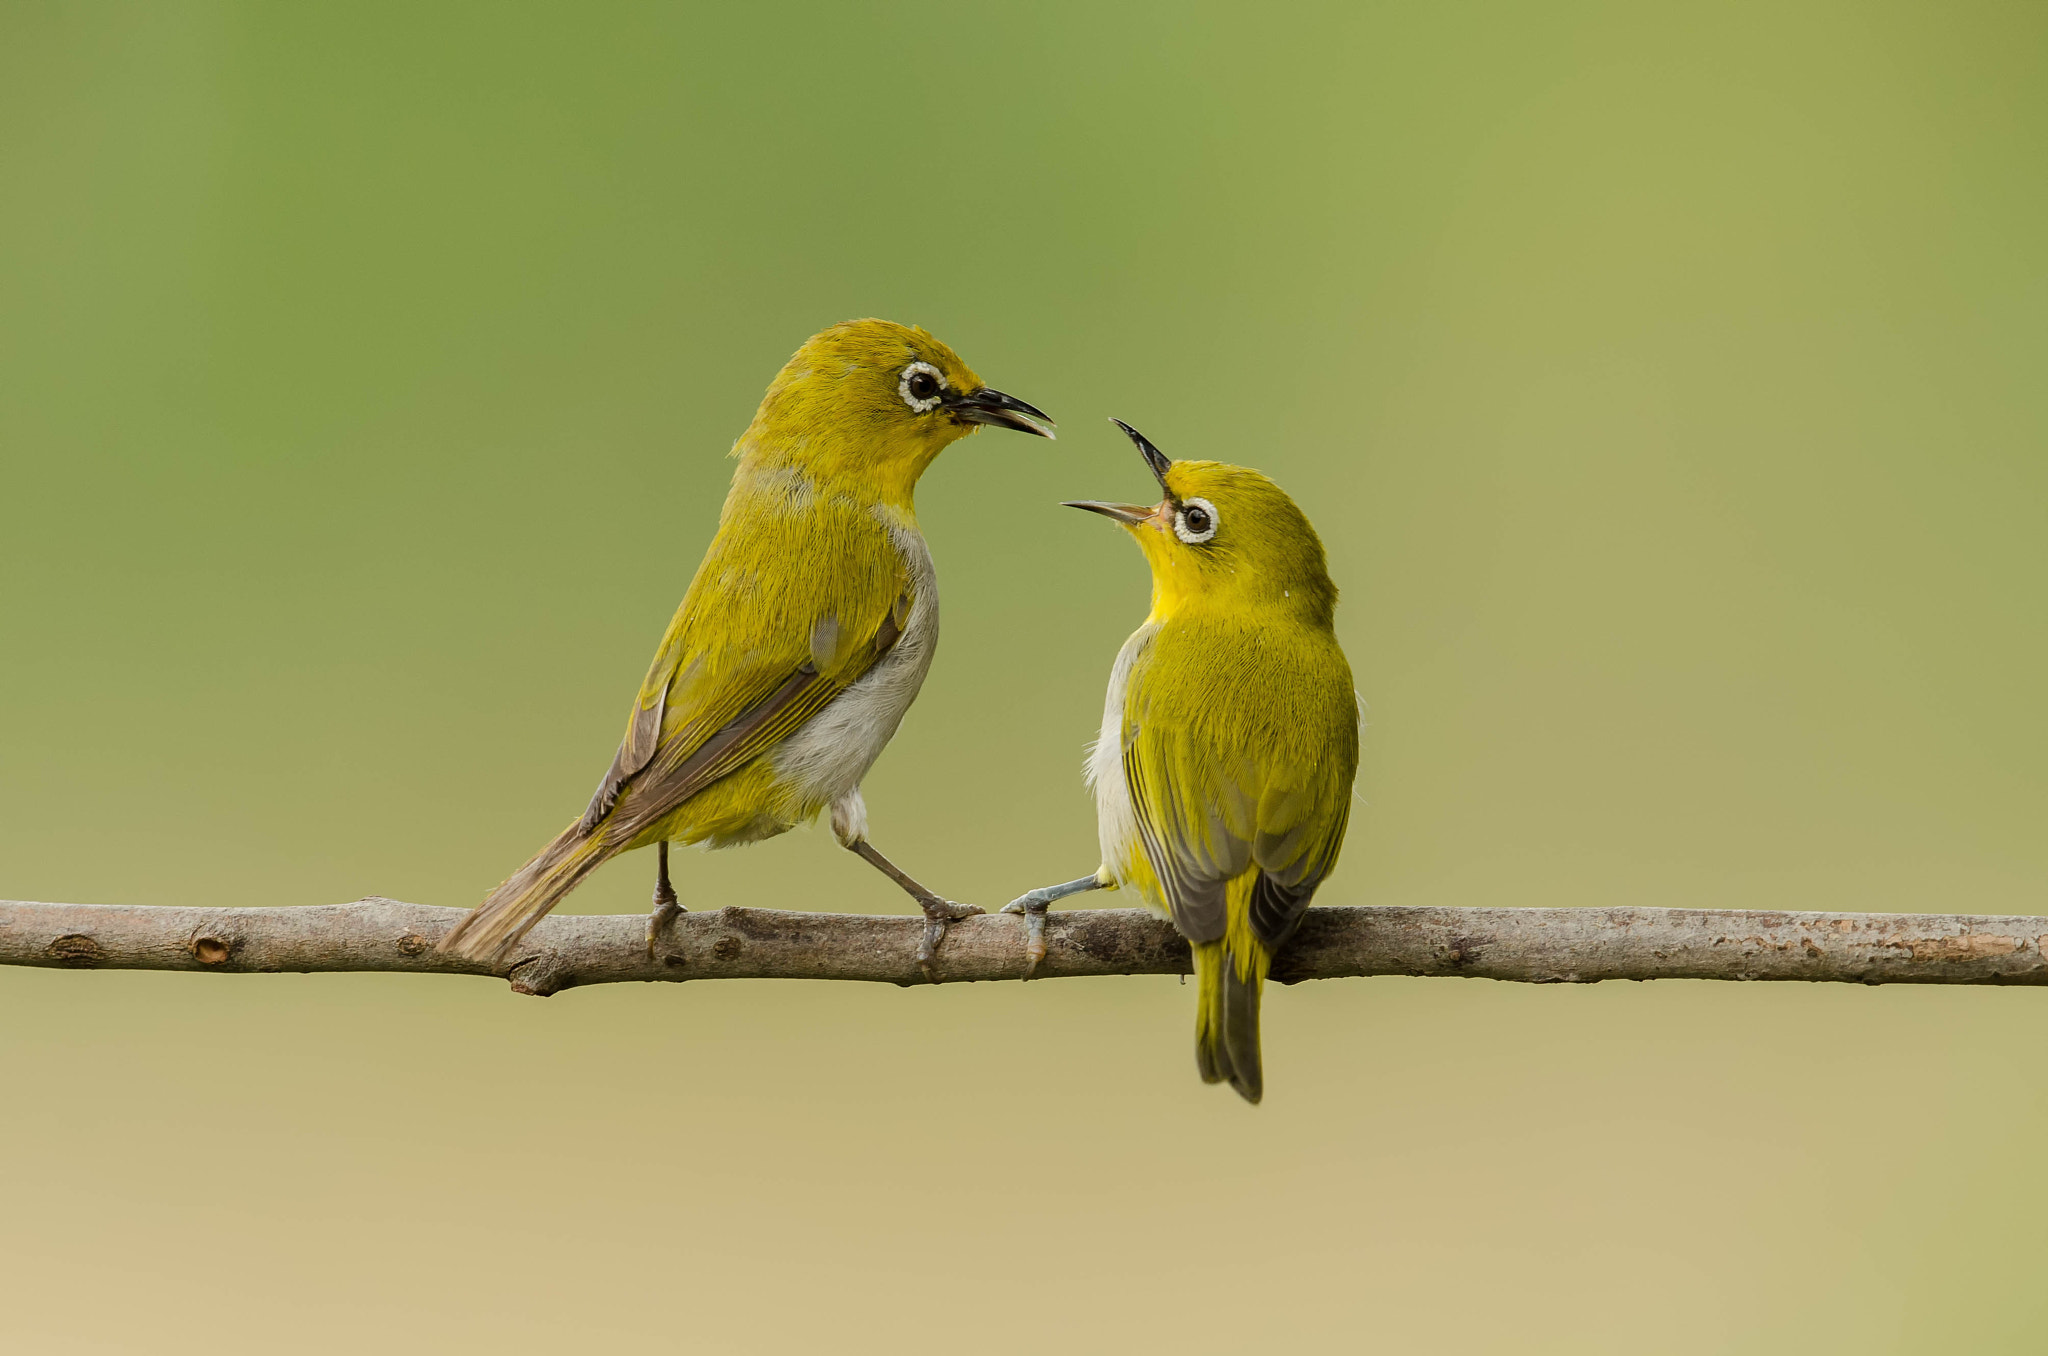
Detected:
[736,319,1054,507]
[1065,419,1337,625]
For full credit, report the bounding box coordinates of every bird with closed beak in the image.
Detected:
[441,319,1054,973]
[1005,419,1358,1103]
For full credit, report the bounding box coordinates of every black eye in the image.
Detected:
[899,361,947,412]
[1173,496,1219,544]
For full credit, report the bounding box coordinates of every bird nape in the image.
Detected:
[438,319,1054,977]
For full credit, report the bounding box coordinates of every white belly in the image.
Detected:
[769,514,939,816]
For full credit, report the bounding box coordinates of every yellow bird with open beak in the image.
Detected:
[1006,420,1359,1102]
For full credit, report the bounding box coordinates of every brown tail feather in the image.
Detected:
[438,823,615,962]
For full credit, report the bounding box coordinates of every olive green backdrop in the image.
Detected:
[4,2,2045,1351]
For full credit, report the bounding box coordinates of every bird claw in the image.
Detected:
[915,897,982,982]
[645,891,684,963]
[1000,892,1052,979]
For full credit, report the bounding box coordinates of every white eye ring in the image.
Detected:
[1174,497,1219,544]
[898,361,947,413]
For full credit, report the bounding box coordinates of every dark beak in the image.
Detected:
[1062,500,1158,525]
[947,387,1057,439]
[1111,418,1174,491]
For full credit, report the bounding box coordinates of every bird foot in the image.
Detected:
[999,893,1053,979]
[998,875,1105,978]
[915,896,983,982]
[645,888,685,962]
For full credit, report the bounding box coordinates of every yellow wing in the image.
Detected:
[439,493,913,961]
[1117,612,1356,1103]
[1119,614,1357,953]
[584,494,914,845]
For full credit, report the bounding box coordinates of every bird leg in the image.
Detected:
[645,840,685,960]
[1000,874,1106,978]
[845,839,982,982]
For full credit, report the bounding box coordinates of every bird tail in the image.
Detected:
[1194,886,1272,1103]
[438,822,616,963]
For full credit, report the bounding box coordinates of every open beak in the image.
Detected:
[1062,499,1158,525]
[1061,418,1177,526]
[1110,417,1174,492]
[947,387,1057,439]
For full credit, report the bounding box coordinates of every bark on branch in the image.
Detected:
[3,897,2046,997]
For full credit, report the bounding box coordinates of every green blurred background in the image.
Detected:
[4,1,2045,1350]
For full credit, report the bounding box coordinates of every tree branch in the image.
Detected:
[3,897,2045,996]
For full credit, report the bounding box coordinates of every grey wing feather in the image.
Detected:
[1246,789,1351,951]
[580,674,672,831]
[1245,870,1316,954]
[1122,740,1248,945]
[596,602,909,847]
[602,662,817,844]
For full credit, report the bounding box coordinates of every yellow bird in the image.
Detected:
[441,319,1054,970]
[1006,420,1358,1103]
